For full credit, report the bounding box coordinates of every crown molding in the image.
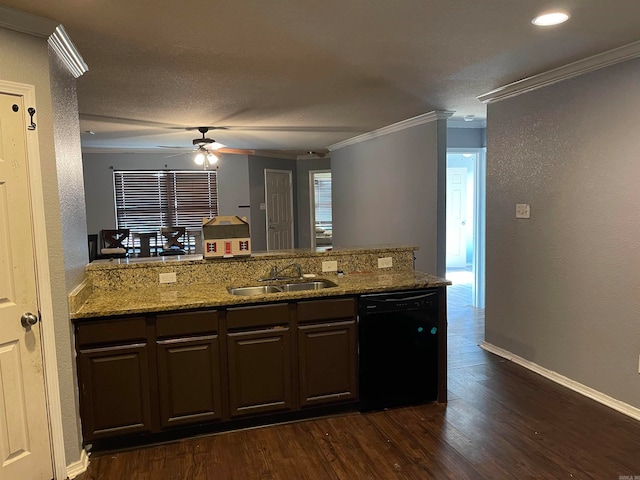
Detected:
[0,6,88,78]
[328,110,455,151]
[48,25,88,78]
[0,5,58,38]
[478,39,640,104]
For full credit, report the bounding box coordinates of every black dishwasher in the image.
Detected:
[358,289,439,412]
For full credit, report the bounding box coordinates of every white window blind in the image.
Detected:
[314,173,332,227]
[114,170,218,232]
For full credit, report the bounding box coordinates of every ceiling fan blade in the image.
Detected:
[218,147,255,155]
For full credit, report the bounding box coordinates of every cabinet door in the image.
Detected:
[298,320,358,407]
[78,343,152,441]
[157,335,222,428]
[227,328,292,418]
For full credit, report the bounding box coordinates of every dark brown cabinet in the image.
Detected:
[297,298,357,407]
[76,317,153,441]
[74,296,361,445]
[226,303,293,417]
[155,311,222,428]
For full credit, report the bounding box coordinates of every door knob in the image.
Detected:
[269,225,275,229]
[21,312,39,330]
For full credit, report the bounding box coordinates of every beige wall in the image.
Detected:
[0,27,85,466]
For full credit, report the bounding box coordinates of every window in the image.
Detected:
[311,171,332,248]
[113,170,218,232]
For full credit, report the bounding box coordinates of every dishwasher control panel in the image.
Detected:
[358,290,438,313]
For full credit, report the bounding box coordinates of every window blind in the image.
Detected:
[114,170,218,232]
[314,174,332,227]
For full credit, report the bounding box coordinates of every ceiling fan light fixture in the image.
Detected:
[207,152,219,165]
[532,12,570,26]
[194,151,206,165]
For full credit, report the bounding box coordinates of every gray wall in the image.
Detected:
[331,120,446,273]
[248,155,298,251]
[447,126,486,148]
[49,46,88,464]
[82,152,251,235]
[0,27,86,466]
[83,153,328,254]
[296,157,331,248]
[485,57,640,409]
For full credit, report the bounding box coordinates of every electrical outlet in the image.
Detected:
[322,260,338,272]
[378,257,393,269]
[159,272,176,284]
[516,203,531,219]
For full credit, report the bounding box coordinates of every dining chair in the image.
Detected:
[159,226,187,255]
[99,229,130,258]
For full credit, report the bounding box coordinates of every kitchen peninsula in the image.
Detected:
[69,245,450,449]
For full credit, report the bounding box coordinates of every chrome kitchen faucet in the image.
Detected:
[259,263,302,281]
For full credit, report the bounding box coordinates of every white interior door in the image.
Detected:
[446,167,467,268]
[265,170,294,250]
[0,93,53,479]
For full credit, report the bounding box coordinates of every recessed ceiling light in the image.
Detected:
[532,12,570,26]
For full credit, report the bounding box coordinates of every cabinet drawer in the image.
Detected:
[297,298,356,323]
[76,316,147,348]
[227,303,290,330]
[156,310,218,338]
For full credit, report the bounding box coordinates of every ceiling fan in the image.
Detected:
[159,126,255,168]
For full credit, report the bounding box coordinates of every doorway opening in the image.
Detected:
[446,148,485,308]
[310,171,332,250]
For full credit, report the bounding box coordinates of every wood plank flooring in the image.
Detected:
[76,284,640,479]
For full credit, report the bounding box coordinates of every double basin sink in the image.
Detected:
[228,279,338,296]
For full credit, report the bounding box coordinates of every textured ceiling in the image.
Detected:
[4,0,640,155]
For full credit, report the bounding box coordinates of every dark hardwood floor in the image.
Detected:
[76,283,640,479]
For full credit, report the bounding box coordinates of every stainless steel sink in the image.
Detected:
[280,279,338,292]
[227,285,283,296]
[227,279,337,296]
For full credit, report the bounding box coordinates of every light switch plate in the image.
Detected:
[322,260,338,272]
[378,257,393,269]
[159,272,177,284]
[516,204,531,219]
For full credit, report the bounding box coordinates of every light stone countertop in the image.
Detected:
[71,270,450,320]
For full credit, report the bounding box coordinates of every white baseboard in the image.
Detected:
[480,341,640,422]
[66,448,89,479]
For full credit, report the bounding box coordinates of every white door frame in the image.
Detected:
[309,169,330,249]
[1,80,67,479]
[446,147,486,309]
[473,148,486,309]
[264,169,294,250]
